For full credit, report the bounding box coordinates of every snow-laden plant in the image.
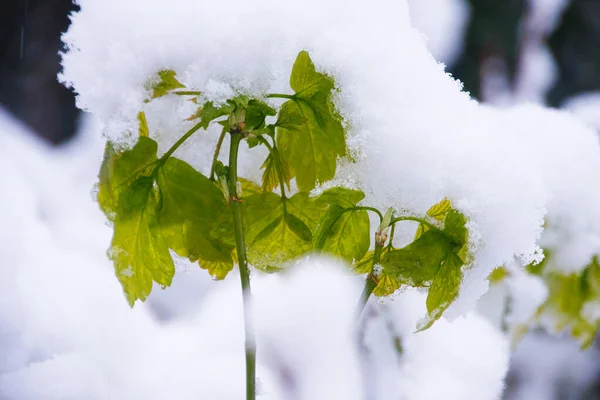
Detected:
[97,51,472,399]
[59,0,600,398]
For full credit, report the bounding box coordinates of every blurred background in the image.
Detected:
[2,0,600,398]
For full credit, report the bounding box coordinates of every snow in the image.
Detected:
[406,0,470,66]
[363,289,510,400]
[506,332,600,400]
[499,104,600,274]
[563,92,600,131]
[477,263,549,345]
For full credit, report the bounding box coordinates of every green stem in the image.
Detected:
[228,131,256,400]
[357,242,383,315]
[390,216,439,232]
[266,93,296,100]
[173,90,202,96]
[387,223,396,251]
[355,206,384,222]
[160,121,204,163]
[209,128,227,181]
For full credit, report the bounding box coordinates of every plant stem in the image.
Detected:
[173,90,202,96]
[356,242,383,315]
[228,130,256,400]
[355,206,384,222]
[390,215,439,232]
[160,121,204,163]
[387,223,396,251]
[266,93,296,100]
[209,127,227,181]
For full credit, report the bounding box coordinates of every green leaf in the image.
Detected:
[418,252,462,331]
[149,69,185,99]
[313,205,345,251]
[378,205,470,330]
[98,137,158,220]
[381,231,452,287]
[200,259,235,280]
[426,198,452,221]
[316,187,365,208]
[110,176,174,306]
[320,208,370,262]
[248,216,309,270]
[137,111,149,137]
[260,148,291,193]
[243,192,283,245]
[246,135,260,149]
[245,99,276,131]
[157,158,234,267]
[187,101,233,128]
[373,274,401,297]
[286,192,328,234]
[444,210,468,247]
[488,266,509,284]
[275,51,346,191]
[533,256,600,348]
[312,187,369,261]
[415,198,452,240]
[99,137,177,305]
[353,250,375,274]
[239,178,262,197]
[254,124,276,138]
[244,192,326,270]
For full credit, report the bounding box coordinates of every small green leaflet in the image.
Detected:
[260,146,291,192]
[313,187,370,262]
[99,137,174,305]
[488,266,509,284]
[111,176,174,306]
[148,69,185,99]
[414,198,451,240]
[352,248,402,297]
[244,192,326,270]
[187,101,233,128]
[137,111,149,137]
[157,157,234,267]
[378,203,469,330]
[373,274,401,297]
[245,99,277,131]
[187,97,275,134]
[531,256,600,348]
[98,137,158,219]
[316,186,365,208]
[353,250,376,274]
[200,258,235,281]
[275,51,347,192]
[381,231,453,287]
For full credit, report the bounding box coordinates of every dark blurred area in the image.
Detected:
[451,0,527,101]
[0,0,80,145]
[450,0,600,106]
[2,0,600,144]
[548,0,600,106]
